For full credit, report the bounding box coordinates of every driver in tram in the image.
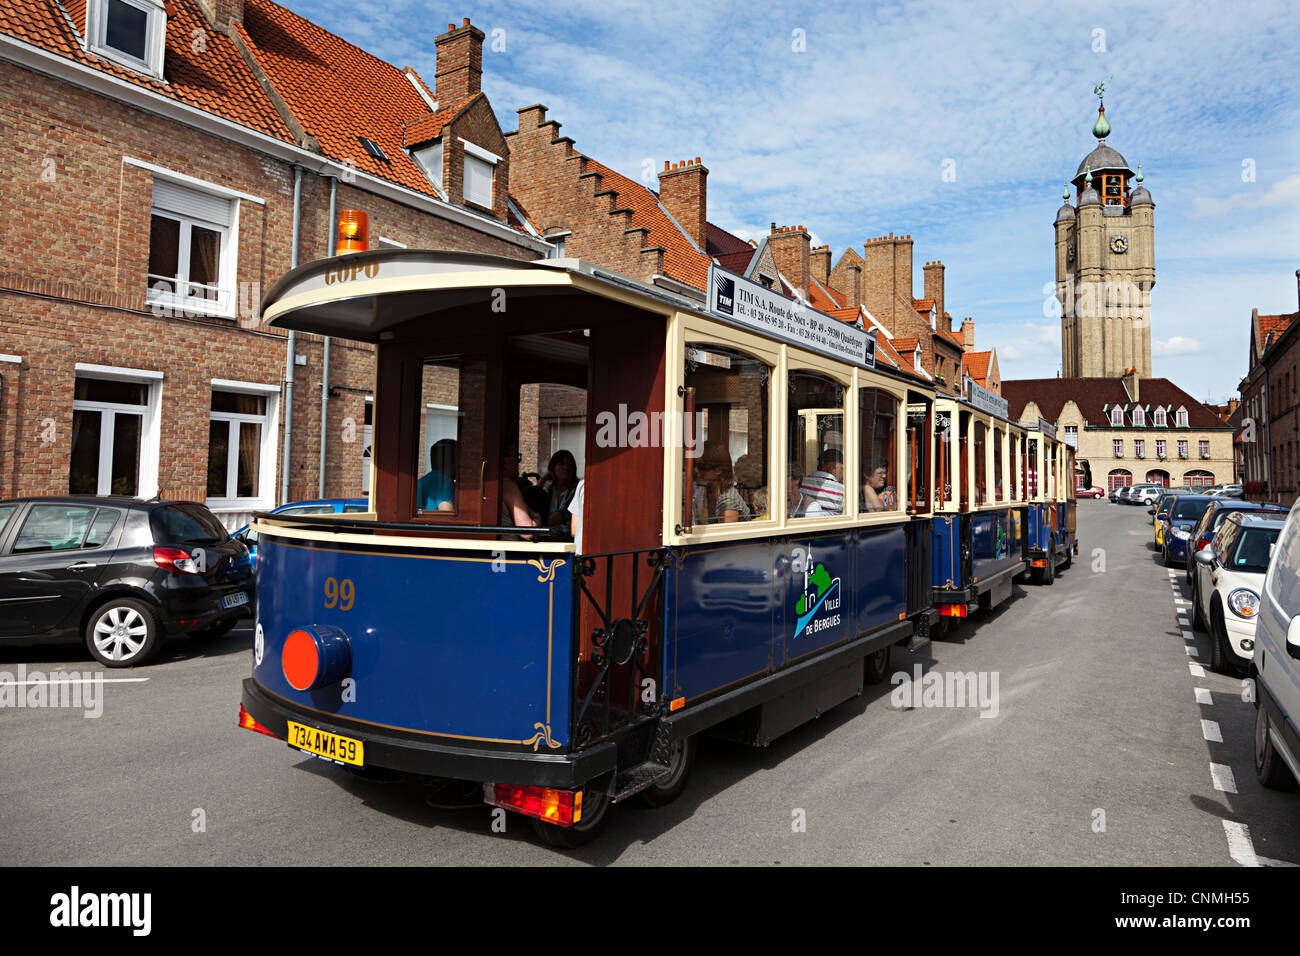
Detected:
[417,439,457,511]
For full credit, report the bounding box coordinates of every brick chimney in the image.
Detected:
[862,234,913,332]
[810,245,832,288]
[658,158,708,250]
[960,317,975,351]
[196,0,243,32]
[835,257,863,309]
[923,260,945,328]
[435,18,485,102]
[1122,366,1140,402]
[768,225,811,302]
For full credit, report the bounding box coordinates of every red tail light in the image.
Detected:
[483,783,581,826]
[937,603,968,618]
[237,703,282,739]
[154,546,201,574]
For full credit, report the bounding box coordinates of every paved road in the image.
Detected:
[3,500,1298,865]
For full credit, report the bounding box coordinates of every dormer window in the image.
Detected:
[460,140,501,210]
[410,140,444,191]
[913,345,922,372]
[1153,407,1167,427]
[87,0,166,78]
[1110,406,1123,426]
[1132,406,1145,426]
[1176,406,1188,427]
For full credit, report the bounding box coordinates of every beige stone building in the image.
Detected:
[1003,372,1235,491]
[1054,97,1155,378]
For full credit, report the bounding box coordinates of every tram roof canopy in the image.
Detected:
[259,249,696,343]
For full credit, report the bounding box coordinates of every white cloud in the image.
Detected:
[1153,336,1203,355]
[1190,173,1300,218]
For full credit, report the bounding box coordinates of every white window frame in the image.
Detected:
[1176,406,1188,427]
[1110,406,1124,426]
[205,379,281,514]
[377,237,407,249]
[1113,438,1123,458]
[1156,438,1166,458]
[71,363,163,498]
[1199,439,1211,459]
[460,140,500,210]
[86,0,167,78]
[1178,439,1188,459]
[1134,438,1145,458]
[145,173,241,319]
[1153,407,1167,426]
[1132,406,1145,426]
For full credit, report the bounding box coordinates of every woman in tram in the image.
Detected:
[693,446,750,523]
[543,449,580,536]
[861,455,897,512]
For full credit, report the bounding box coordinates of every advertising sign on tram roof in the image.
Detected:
[965,379,1010,419]
[706,265,874,369]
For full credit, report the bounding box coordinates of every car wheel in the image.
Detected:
[1162,544,1175,568]
[1209,604,1231,674]
[85,598,162,667]
[864,645,891,684]
[637,736,696,807]
[1191,580,1207,632]
[1255,704,1299,791]
[531,781,612,848]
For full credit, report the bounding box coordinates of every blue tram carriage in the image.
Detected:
[929,392,1030,625]
[1023,419,1078,584]
[237,250,945,845]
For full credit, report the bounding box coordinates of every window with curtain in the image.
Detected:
[207,391,267,501]
[147,178,236,315]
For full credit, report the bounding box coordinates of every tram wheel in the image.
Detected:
[1060,544,1072,571]
[531,783,611,849]
[638,736,696,807]
[1041,547,1055,586]
[864,645,891,685]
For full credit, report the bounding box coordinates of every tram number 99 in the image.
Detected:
[324,577,355,611]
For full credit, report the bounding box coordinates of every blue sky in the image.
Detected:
[288,0,1300,402]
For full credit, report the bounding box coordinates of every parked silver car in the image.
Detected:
[1253,498,1300,790]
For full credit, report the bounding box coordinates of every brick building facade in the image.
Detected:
[1239,270,1300,507]
[0,0,547,526]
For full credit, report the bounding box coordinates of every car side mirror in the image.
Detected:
[1195,548,1215,567]
[1288,616,1300,661]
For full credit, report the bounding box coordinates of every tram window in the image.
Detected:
[415,357,485,515]
[935,410,954,507]
[684,344,769,526]
[993,427,1004,502]
[1027,439,1039,498]
[973,421,987,505]
[906,400,930,512]
[1047,444,1057,499]
[860,387,898,513]
[519,381,587,532]
[789,371,846,518]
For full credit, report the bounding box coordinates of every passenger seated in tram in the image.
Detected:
[417,438,457,511]
[786,461,804,517]
[797,448,846,516]
[860,456,897,512]
[501,443,540,534]
[693,446,750,524]
[543,449,580,536]
[733,452,767,520]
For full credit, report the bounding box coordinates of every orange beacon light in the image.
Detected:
[335,209,369,254]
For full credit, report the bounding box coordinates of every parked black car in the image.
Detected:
[0,497,253,667]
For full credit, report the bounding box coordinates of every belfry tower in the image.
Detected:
[1054,89,1155,377]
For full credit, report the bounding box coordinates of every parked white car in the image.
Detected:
[1251,499,1300,790]
[1193,511,1285,675]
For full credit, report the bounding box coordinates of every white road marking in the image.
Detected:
[0,678,149,686]
[1182,630,1195,642]
[1174,599,1190,606]
[1210,763,1238,793]
[1186,645,1200,658]
[1259,856,1300,867]
[1201,719,1223,742]
[1189,662,1206,677]
[1194,687,1212,704]
[1223,821,1260,866]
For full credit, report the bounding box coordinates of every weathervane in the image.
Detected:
[1093,81,1106,102]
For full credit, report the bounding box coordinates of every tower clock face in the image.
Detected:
[1110,235,1129,254]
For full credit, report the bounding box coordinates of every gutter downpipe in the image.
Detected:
[279,165,303,504]
[319,176,337,497]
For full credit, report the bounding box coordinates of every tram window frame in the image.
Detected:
[1027,437,1039,499]
[680,337,776,531]
[905,394,932,515]
[973,419,988,506]
[411,355,488,522]
[993,426,1005,502]
[788,366,849,521]
[858,384,903,515]
[934,403,957,510]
